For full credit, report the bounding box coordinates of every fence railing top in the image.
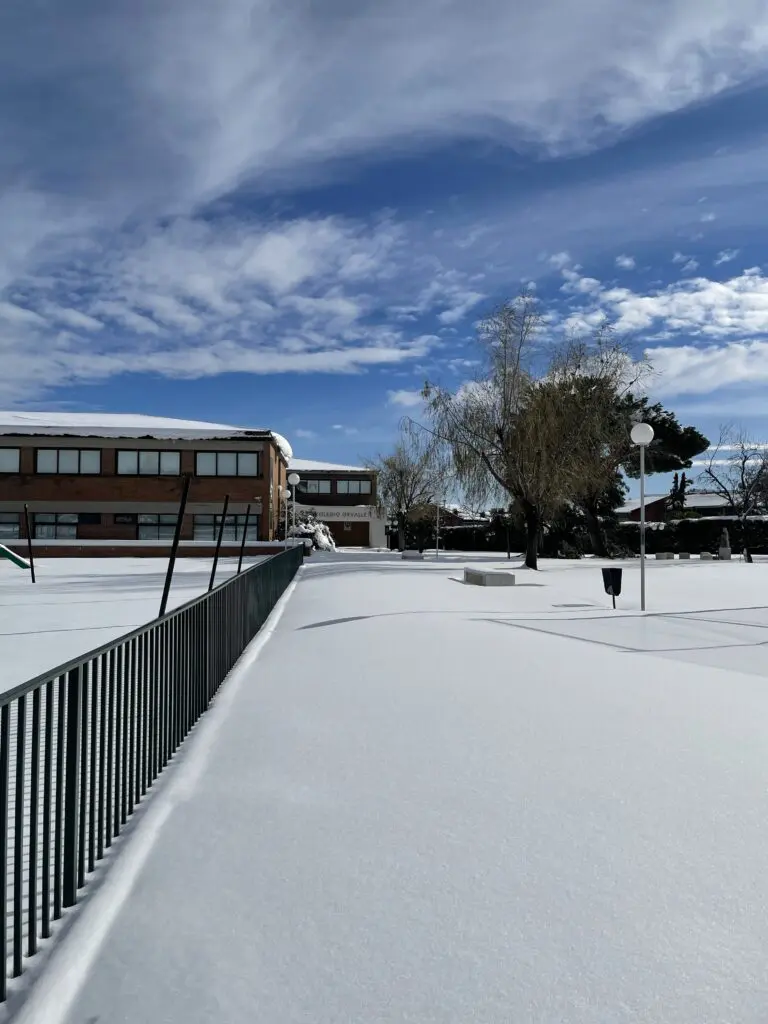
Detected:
[0,547,301,709]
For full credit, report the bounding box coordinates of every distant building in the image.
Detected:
[289,458,385,548]
[617,490,733,522]
[0,412,291,557]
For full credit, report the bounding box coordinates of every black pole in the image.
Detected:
[236,503,251,575]
[159,473,191,618]
[208,494,230,592]
[23,503,36,583]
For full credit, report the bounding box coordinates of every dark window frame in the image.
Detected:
[193,514,261,542]
[298,478,331,495]
[195,451,262,478]
[33,513,79,539]
[35,448,102,475]
[336,479,372,495]
[116,449,181,477]
[0,512,20,540]
[137,513,179,541]
[0,448,20,474]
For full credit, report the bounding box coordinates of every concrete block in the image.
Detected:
[719,548,732,561]
[464,567,516,586]
[655,552,674,560]
[678,552,691,560]
[700,552,714,560]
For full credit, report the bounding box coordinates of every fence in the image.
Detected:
[0,544,303,1000]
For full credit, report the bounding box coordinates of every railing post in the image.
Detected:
[63,666,83,908]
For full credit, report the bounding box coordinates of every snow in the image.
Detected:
[0,411,295,459]
[289,457,369,473]
[17,554,768,1023]
[0,557,266,690]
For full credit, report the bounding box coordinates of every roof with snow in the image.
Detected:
[619,491,731,515]
[289,457,371,474]
[0,412,293,460]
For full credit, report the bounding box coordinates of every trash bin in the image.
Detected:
[601,567,623,608]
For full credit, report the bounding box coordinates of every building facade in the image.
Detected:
[289,458,386,548]
[0,413,291,556]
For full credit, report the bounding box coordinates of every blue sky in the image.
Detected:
[3,0,768,493]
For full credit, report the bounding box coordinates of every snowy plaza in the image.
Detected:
[5,551,768,1024]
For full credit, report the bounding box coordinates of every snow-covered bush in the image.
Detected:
[288,509,336,551]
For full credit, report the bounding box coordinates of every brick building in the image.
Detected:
[0,412,292,557]
[289,458,386,548]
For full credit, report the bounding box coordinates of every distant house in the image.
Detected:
[617,490,733,522]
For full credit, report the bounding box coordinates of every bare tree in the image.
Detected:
[699,425,768,563]
[368,422,450,550]
[418,293,641,569]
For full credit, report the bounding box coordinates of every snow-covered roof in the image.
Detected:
[0,411,293,459]
[289,458,371,474]
[619,491,731,514]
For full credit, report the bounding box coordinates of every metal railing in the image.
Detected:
[0,545,303,1000]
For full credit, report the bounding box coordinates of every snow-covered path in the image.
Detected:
[28,556,768,1023]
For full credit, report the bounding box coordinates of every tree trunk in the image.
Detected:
[583,504,608,558]
[397,516,406,551]
[522,503,540,570]
[742,516,753,562]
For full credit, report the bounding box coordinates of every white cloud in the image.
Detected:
[672,251,689,264]
[714,248,740,265]
[700,212,717,222]
[387,389,424,408]
[681,258,699,274]
[294,428,317,439]
[548,252,572,269]
[615,254,636,270]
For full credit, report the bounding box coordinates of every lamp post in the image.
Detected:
[630,422,655,612]
[287,472,300,542]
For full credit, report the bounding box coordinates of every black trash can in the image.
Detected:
[601,567,623,608]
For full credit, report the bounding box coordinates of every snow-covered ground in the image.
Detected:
[14,553,768,1024]
[0,556,266,690]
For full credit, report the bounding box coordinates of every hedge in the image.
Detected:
[612,517,768,555]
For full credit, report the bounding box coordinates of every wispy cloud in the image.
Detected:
[714,248,740,265]
[615,254,636,270]
[387,389,424,408]
[294,428,317,439]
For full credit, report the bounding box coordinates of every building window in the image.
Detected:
[36,449,101,475]
[34,513,78,539]
[193,514,260,542]
[117,450,181,475]
[336,479,372,495]
[137,514,178,540]
[298,479,331,494]
[0,449,20,473]
[0,513,20,539]
[195,451,260,477]
[78,513,102,525]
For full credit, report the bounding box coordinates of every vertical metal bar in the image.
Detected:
[62,667,82,909]
[113,647,123,837]
[160,622,168,767]
[89,661,98,873]
[54,677,65,920]
[0,704,9,1000]
[28,688,41,955]
[159,473,191,618]
[23,503,36,583]
[121,644,130,824]
[105,649,115,849]
[208,495,230,592]
[128,638,137,816]
[42,680,53,939]
[97,652,108,861]
[14,695,26,975]
[140,632,149,798]
[77,664,88,890]
[152,624,161,781]
[237,503,251,575]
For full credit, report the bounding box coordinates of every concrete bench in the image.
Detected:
[401,551,425,560]
[700,552,714,560]
[678,552,691,560]
[464,567,516,587]
[655,552,674,560]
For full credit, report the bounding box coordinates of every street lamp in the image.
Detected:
[631,422,655,611]
[287,472,300,541]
